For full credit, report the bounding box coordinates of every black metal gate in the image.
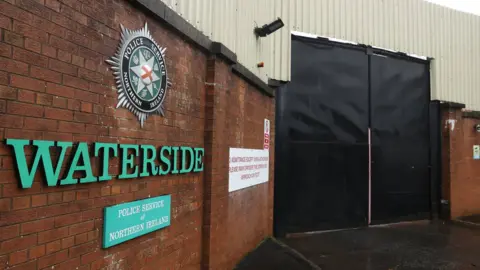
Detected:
[274,36,432,236]
[370,55,431,224]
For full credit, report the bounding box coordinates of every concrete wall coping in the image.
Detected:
[462,111,480,119]
[439,101,466,109]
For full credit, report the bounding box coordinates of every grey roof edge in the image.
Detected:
[133,0,273,97]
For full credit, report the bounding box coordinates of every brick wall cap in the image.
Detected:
[232,63,274,97]
[462,111,480,119]
[210,42,237,64]
[268,79,288,89]
[438,101,466,109]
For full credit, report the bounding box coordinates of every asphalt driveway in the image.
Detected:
[237,221,480,270]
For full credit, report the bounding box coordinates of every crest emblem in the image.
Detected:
[107,23,170,127]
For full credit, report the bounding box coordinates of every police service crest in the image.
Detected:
[107,23,170,127]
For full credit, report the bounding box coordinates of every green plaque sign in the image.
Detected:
[103,195,171,248]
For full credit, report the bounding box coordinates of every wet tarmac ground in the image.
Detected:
[236,221,480,270]
[235,238,318,270]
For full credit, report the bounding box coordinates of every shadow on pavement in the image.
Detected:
[235,238,318,270]
[458,214,480,225]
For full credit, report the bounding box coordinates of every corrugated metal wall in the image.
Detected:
[160,0,480,110]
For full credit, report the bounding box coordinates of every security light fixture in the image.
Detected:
[254,18,284,37]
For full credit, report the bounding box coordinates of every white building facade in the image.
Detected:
[161,0,480,109]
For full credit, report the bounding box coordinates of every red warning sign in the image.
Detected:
[264,119,270,150]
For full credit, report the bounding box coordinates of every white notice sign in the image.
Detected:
[229,148,269,192]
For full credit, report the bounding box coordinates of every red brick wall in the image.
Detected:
[0,0,206,268]
[202,59,275,270]
[441,107,480,219]
[0,0,275,269]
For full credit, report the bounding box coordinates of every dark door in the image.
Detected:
[370,55,431,223]
[274,37,369,236]
[274,36,432,237]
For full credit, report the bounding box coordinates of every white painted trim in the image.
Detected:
[291,31,318,39]
[327,37,358,45]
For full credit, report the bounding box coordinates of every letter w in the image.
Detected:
[6,139,72,188]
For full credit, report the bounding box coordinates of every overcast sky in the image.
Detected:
[425,0,480,16]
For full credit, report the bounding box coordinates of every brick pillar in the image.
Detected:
[202,57,215,270]
[202,56,230,270]
[201,56,275,269]
[442,104,480,219]
[440,102,465,219]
